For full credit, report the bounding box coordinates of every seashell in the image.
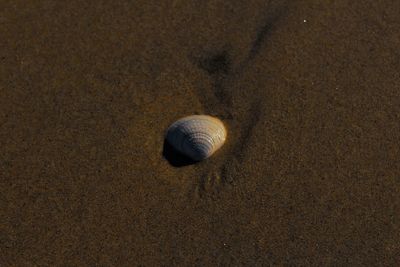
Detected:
[166,115,227,161]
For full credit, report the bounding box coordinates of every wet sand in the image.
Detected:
[1,0,400,265]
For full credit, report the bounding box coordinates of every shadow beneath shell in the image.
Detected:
[162,140,197,167]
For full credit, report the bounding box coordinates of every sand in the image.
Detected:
[1,0,400,265]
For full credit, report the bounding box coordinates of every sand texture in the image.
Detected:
[1,0,400,265]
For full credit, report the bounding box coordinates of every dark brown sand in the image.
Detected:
[1,0,400,265]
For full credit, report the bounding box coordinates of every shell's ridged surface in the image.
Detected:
[166,115,227,161]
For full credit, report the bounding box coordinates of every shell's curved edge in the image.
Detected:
[166,115,227,161]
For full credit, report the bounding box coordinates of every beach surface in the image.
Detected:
[1,0,400,265]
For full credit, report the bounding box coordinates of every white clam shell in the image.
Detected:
[166,115,227,161]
